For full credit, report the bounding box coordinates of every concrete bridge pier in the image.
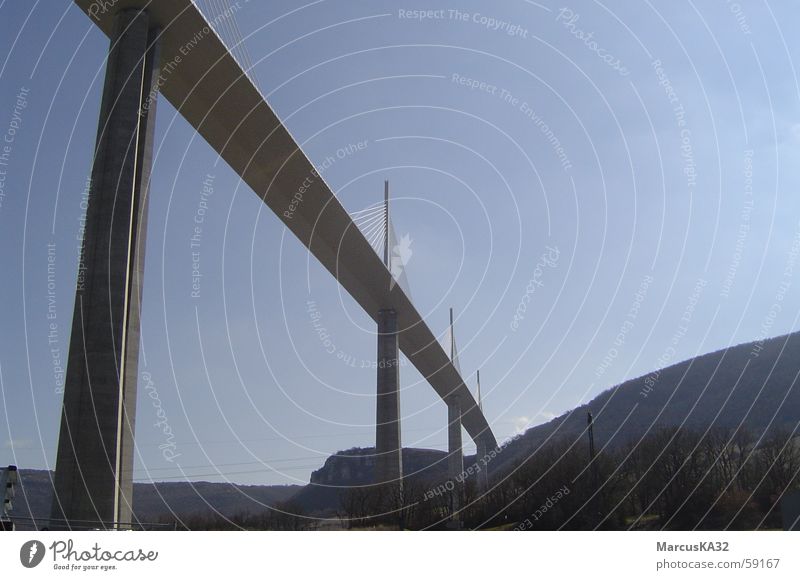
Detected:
[375,308,402,509]
[447,397,464,528]
[476,437,490,494]
[50,8,160,530]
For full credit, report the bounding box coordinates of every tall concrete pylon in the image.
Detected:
[375,310,402,485]
[447,396,464,525]
[375,181,402,495]
[475,369,489,494]
[50,8,160,530]
[447,308,464,528]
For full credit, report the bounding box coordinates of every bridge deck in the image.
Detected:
[74,0,497,450]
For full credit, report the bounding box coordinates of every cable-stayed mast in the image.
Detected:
[476,369,483,412]
[449,307,462,376]
[383,180,389,266]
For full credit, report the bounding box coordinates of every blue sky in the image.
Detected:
[1,0,800,486]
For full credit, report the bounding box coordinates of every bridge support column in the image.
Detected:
[375,309,402,493]
[476,437,490,494]
[447,398,464,528]
[51,8,160,530]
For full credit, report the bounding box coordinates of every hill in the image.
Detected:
[8,469,300,528]
[494,331,800,474]
[290,447,451,515]
[9,332,800,526]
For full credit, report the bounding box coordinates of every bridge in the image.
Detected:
[50,0,497,529]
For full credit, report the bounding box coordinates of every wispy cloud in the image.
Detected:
[510,411,556,435]
[512,416,531,434]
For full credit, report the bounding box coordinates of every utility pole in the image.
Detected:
[587,411,600,522]
[1,465,17,531]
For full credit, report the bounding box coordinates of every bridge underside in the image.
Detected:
[57,0,497,526]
